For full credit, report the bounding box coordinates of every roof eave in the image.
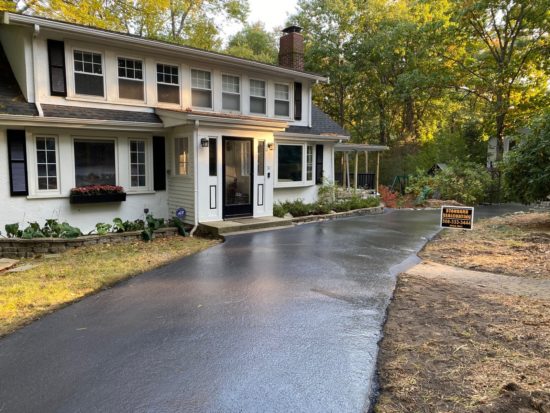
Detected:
[275,131,350,142]
[2,12,328,83]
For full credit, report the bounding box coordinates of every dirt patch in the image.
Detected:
[420,211,550,279]
[375,211,550,413]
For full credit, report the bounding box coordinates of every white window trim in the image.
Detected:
[116,55,146,103]
[72,136,119,188]
[306,144,314,183]
[274,82,291,119]
[274,142,316,188]
[249,78,267,116]
[173,136,191,178]
[221,72,241,113]
[28,134,61,196]
[190,68,213,110]
[69,46,106,101]
[128,138,153,192]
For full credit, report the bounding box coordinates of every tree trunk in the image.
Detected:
[495,93,507,162]
[378,100,388,145]
[402,96,415,140]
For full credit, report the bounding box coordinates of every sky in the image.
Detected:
[220,0,299,39]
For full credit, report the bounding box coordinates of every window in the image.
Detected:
[174,137,189,176]
[250,79,266,115]
[73,50,104,96]
[130,140,146,187]
[118,57,144,100]
[294,82,302,120]
[209,138,217,176]
[74,140,116,187]
[36,137,57,190]
[257,140,265,176]
[306,145,313,181]
[315,144,324,184]
[191,69,212,108]
[157,64,180,104]
[274,84,290,117]
[278,145,302,182]
[222,74,240,111]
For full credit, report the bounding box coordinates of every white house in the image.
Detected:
[0,13,351,232]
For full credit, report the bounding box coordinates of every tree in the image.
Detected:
[502,112,550,203]
[6,0,250,49]
[447,0,549,161]
[224,22,278,63]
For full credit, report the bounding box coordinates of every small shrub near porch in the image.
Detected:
[273,195,380,218]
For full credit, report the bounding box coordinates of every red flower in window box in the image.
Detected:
[70,185,126,204]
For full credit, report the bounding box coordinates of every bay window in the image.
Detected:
[36,137,58,191]
[130,140,146,188]
[277,144,302,182]
[74,139,116,187]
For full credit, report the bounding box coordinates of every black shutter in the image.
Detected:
[153,136,166,191]
[294,82,302,121]
[315,144,324,185]
[47,40,67,97]
[7,130,28,196]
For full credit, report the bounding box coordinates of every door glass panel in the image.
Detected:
[225,140,251,206]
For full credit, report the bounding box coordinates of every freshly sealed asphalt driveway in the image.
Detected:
[0,206,524,413]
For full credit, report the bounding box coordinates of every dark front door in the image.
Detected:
[223,136,253,218]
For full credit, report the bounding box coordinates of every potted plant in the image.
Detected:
[70,185,127,204]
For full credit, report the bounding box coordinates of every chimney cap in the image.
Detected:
[282,25,302,34]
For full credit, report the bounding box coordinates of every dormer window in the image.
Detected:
[157,64,180,105]
[222,74,240,112]
[118,57,144,100]
[249,79,266,115]
[191,69,212,109]
[274,83,290,117]
[73,50,104,97]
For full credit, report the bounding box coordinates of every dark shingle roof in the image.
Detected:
[0,44,38,116]
[42,105,162,123]
[285,105,349,137]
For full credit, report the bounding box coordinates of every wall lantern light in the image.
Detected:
[267,142,274,151]
[200,138,209,148]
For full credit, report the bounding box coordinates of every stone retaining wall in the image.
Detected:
[0,228,179,259]
[291,206,384,224]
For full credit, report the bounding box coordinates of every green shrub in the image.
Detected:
[282,199,311,217]
[310,202,332,215]
[332,200,352,212]
[273,203,287,218]
[406,161,492,205]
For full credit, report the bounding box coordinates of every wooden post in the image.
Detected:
[376,152,380,193]
[365,151,369,173]
[345,152,350,190]
[354,151,358,190]
[340,153,344,187]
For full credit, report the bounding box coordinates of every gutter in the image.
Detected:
[0,114,163,131]
[274,132,351,142]
[3,12,328,83]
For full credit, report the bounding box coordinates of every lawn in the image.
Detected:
[0,236,218,337]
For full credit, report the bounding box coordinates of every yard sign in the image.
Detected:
[440,206,474,230]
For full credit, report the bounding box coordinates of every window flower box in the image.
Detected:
[70,185,126,204]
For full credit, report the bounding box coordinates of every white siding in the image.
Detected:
[0,127,168,233]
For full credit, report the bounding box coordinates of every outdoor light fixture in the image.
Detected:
[200,138,209,148]
[267,142,274,150]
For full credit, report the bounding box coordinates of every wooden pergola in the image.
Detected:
[334,143,389,192]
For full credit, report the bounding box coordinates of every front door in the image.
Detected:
[223,137,253,218]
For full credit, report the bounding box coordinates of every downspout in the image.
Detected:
[189,119,200,237]
[32,24,43,117]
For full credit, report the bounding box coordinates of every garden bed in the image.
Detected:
[0,228,178,258]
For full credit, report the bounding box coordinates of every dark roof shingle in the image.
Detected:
[285,105,349,137]
[41,105,162,124]
[0,44,38,116]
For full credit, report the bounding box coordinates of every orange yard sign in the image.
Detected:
[440,206,474,230]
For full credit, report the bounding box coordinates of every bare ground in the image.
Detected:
[375,211,550,413]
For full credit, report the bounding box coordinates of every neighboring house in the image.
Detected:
[0,13,350,232]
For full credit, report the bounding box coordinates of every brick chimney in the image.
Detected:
[279,26,304,71]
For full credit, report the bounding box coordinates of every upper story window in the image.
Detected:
[118,57,144,100]
[250,79,266,115]
[73,50,104,97]
[222,74,240,112]
[157,64,180,105]
[191,69,212,109]
[274,83,290,117]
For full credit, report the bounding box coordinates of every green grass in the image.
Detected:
[0,236,218,337]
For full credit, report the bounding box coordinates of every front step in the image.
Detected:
[198,216,294,237]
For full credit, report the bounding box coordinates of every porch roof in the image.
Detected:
[0,44,38,117]
[334,143,389,152]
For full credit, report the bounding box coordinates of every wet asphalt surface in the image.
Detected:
[0,205,526,413]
